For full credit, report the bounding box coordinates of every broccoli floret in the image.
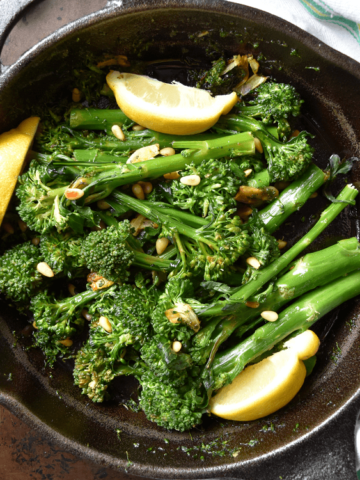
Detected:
[16,161,69,234]
[171,158,246,217]
[30,288,104,366]
[137,369,207,431]
[236,82,304,124]
[40,230,84,277]
[80,221,173,283]
[195,57,246,96]
[0,242,44,304]
[217,115,314,182]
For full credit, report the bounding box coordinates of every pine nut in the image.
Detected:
[72,177,90,189]
[172,341,182,353]
[254,137,263,153]
[310,192,318,198]
[237,205,253,220]
[132,183,145,200]
[32,237,40,246]
[132,125,146,131]
[245,301,260,309]
[164,171,180,180]
[111,124,125,141]
[244,169,253,177]
[156,237,169,255]
[160,147,176,157]
[290,129,300,138]
[65,188,84,200]
[138,181,153,194]
[18,220,27,232]
[32,321,38,330]
[72,88,81,102]
[99,316,112,333]
[127,144,159,163]
[277,239,287,249]
[36,262,55,277]
[180,175,201,186]
[90,277,114,291]
[261,311,279,322]
[68,284,77,296]
[246,257,261,269]
[2,222,14,234]
[82,309,92,321]
[59,338,73,347]
[97,200,111,210]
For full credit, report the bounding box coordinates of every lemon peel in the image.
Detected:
[0,117,40,225]
[106,71,237,135]
[209,330,320,421]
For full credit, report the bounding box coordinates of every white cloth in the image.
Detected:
[227,0,360,63]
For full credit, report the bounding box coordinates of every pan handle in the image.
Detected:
[0,0,41,65]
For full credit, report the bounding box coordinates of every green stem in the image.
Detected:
[80,132,255,204]
[259,164,327,233]
[133,251,176,271]
[70,108,133,130]
[212,269,360,389]
[202,184,358,314]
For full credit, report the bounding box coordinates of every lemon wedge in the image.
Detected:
[209,330,320,421]
[106,71,238,135]
[0,117,40,225]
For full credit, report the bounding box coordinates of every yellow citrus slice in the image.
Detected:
[209,330,320,421]
[106,71,238,135]
[0,117,40,225]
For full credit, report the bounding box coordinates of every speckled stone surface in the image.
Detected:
[0,1,360,479]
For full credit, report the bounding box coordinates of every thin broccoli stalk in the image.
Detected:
[31,288,107,366]
[79,132,255,204]
[202,184,358,316]
[216,115,314,182]
[259,163,328,233]
[70,108,133,130]
[211,268,360,390]
[191,237,360,366]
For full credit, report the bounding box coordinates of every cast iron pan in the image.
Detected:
[1,1,360,478]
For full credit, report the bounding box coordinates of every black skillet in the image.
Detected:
[1,1,360,478]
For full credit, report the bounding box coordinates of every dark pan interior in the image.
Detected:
[1,2,360,478]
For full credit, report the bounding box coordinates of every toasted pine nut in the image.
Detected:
[18,220,27,232]
[254,137,263,153]
[180,175,201,186]
[59,338,73,347]
[65,188,84,200]
[32,237,40,246]
[156,237,170,255]
[111,124,125,141]
[290,129,300,138]
[172,341,182,353]
[72,88,81,102]
[160,147,176,157]
[246,257,261,269]
[127,144,159,163]
[164,171,180,180]
[277,239,287,249]
[261,311,279,322]
[244,169,253,177]
[32,321,38,330]
[72,177,90,189]
[245,301,260,309]
[132,183,145,200]
[36,262,54,277]
[91,277,114,291]
[138,181,153,194]
[82,309,92,321]
[99,316,112,333]
[97,200,111,210]
[237,205,253,220]
[132,125,146,131]
[2,222,14,234]
[310,192,318,198]
[68,284,77,296]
